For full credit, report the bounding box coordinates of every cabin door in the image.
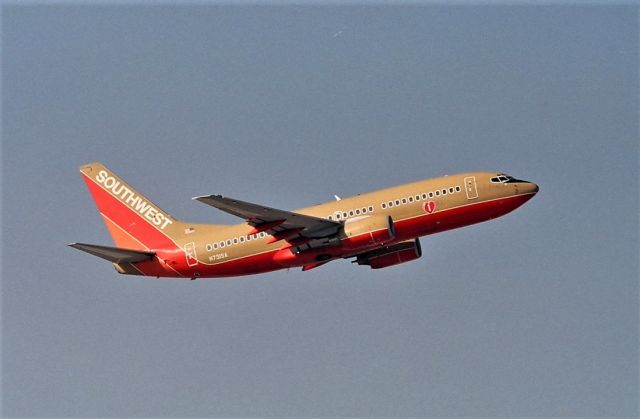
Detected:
[464,176,478,199]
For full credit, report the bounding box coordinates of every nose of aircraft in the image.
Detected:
[522,181,539,195]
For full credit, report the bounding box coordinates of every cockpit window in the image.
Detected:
[490,173,514,183]
[490,173,528,184]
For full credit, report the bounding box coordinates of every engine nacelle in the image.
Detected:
[356,238,422,269]
[340,215,395,250]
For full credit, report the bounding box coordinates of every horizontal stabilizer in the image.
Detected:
[69,243,155,263]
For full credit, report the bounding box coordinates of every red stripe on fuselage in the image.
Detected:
[192,250,283,278]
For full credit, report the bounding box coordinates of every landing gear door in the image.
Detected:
[464,176,478,200]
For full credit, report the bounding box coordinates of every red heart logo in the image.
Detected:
[423,201,436,214]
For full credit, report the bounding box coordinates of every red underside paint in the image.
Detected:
[393,192,536,241]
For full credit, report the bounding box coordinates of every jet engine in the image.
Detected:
[355,238,422,269]
[340,214,395,250]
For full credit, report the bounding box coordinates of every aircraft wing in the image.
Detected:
[193,195,341,239]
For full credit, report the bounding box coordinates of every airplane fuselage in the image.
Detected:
[75,165,538,279]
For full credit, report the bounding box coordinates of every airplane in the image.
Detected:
[69,162,538,279]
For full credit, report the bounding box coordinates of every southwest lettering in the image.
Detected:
[134,199,151,214]
[126,194,138,205]
[96,170,108,183]
[94,171,174,230]
[103,177,116,188]
[120,189,133,202]
[145,207,158,224]
[111,182,124,195]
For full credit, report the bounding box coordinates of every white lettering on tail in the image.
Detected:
[95,170,174,230]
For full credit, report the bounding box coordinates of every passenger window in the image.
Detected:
[368,206,374,212]
[395,200,400,206]
[226,239,232,246]
[449,187,454,193]
[355,209,361,215]
[220,241,225,248]
[388,201,393,208]
[435,190,440,196]
[456,186,461,192]
[349,210,354,217]
[442,189,447,195]
[239,236,245,243]
[381,203,387,209]
[408,196,414,203]
[402,198,407,204]
[233,238,238,244]
[213,243,218,249]
[422,193,428,200]
[415,195,421,201]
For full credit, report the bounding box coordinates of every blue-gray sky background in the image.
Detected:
[2,3,638,417]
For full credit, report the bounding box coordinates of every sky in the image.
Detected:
[2,3,638,418]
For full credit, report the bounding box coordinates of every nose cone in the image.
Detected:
[522,181,539,195]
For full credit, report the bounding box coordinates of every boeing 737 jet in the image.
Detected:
[70,162,538,279]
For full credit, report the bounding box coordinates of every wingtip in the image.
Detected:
[193,194,224,201]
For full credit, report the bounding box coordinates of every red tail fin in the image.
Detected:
[79,162,183,250]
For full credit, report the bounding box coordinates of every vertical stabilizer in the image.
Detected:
[79,162,183,250]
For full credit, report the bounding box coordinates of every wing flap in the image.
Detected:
[69,243,155,263]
